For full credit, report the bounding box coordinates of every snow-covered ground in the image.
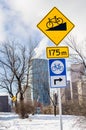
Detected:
[0,113,86,130]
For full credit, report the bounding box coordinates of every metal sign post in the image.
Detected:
[49,59,67,130]
[58,88,63,130]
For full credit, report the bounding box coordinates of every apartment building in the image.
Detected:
[71,63,85,103]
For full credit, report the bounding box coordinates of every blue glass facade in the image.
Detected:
[31,59,50,106]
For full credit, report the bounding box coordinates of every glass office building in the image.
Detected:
[31,59,50,106]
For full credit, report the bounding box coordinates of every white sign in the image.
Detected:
[50,76,66,88]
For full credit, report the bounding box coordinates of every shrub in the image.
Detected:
[14,101,35,118]
[42,105,59,115]
[62,100,86,117]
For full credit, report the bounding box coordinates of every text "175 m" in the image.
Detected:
[46,47,69,58]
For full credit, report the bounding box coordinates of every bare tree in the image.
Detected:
[65,35,86,72]
[64,35,86,119]
[0,40,38,105]
[64,35,86,85]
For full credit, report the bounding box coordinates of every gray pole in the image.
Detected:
[58,88,63,130]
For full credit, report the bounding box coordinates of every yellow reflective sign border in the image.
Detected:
[46,46,69,58]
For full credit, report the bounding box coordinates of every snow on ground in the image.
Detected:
[0,113,86,130]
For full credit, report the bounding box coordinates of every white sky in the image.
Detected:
[0,0,86,42]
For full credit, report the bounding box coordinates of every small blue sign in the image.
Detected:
[49,59,66,76]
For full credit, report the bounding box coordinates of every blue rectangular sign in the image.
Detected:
[49,59,66,76]
[49,59,67,88]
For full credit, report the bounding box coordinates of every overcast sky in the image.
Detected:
[0,0,86,56]
[0,0,86,40]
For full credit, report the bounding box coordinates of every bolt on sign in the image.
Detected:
[46,46,69,58]
[37,7,75,45]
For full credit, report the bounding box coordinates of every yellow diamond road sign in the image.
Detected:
[37,7,75,45]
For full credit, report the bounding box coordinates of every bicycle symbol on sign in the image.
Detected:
[52,63,63,71]
[51,61,64,74]
[46,16,63,28]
